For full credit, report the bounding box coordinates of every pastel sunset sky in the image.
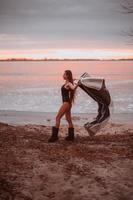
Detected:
[0,0,133,59]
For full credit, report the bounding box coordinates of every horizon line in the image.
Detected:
[0,57,133,61]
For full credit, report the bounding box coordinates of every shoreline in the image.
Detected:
[0,109,133,126]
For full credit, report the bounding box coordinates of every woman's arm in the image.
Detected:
[67,82,79,90]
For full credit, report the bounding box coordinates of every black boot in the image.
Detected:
[48,126,59,143]
[65,127,75,141]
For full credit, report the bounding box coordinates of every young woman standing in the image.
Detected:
[48,70,78,143]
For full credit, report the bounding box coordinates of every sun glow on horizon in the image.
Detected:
[0,48,133,60]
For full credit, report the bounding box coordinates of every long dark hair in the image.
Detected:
[65,70,76,104]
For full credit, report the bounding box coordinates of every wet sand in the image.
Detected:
[0,110,133,126]
[0,121,133,200]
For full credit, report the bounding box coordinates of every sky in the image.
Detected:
[0,0,133,59]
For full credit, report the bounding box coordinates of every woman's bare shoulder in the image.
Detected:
[67,82,73,86]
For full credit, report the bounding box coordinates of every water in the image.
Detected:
[0,61,133,114]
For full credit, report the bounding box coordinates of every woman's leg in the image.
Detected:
[65,109,74,128]
[65,107,75,141]
[55,102,71,128]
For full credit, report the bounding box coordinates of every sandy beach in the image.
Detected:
[0,112,133,200]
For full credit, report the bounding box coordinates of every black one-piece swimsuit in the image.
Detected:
[61,84,71,103]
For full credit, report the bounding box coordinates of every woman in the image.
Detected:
[48,70,79,143]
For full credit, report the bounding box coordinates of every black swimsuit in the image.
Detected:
[61,84,71,103]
